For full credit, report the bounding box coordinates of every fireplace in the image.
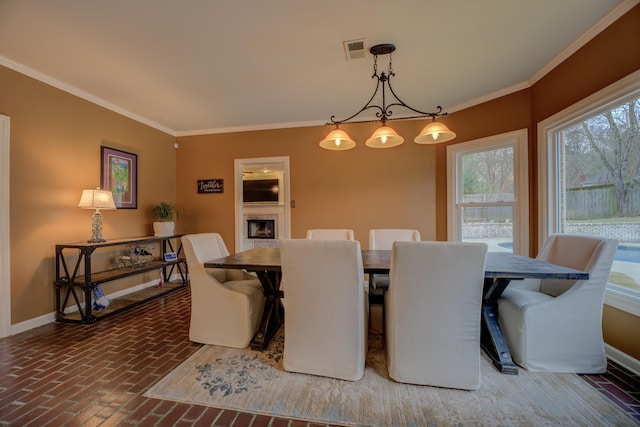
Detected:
[247,218,276,239]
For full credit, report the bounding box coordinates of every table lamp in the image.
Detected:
[77,188,116,243]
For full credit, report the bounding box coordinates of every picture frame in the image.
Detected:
[101,146,138,209]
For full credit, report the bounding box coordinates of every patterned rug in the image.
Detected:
[145,331,635,426]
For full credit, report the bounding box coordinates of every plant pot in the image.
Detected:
[153,221,175,237]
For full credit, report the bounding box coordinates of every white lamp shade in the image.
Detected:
[414,120,456,144]
[78,188,116,210]
[319,129,356,150]
[365,125,404,148]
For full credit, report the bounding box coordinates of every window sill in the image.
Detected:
[605,285,640,317]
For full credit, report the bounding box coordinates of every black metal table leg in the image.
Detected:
[481,277,518,375]
[251,270,283,351]
[481,305,518,374]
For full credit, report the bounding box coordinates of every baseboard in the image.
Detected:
[11,312,56,335]
[606,343,640,376]
[10,275,182,336]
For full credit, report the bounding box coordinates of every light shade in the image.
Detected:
[365,125,404,148]
[319,128,356,150]
[78,188,116,210]
[414,120,457,144]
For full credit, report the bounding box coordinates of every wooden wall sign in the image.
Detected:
[197,179,224,194]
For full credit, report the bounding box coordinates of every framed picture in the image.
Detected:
[101,146,138,209]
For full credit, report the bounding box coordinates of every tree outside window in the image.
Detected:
[558,96,640,294]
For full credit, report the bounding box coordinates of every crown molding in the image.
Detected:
[0,55,176,136]
[2,0,637,137]
[529,0,640,86]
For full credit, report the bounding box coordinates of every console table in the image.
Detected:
[55,235,188,324]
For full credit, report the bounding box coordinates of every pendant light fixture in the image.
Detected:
[365,124,404,148]
[320,43,456,150]
[414,119,457,144]
[319,128,357,150]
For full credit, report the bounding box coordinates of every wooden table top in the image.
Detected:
[205,248,589,280]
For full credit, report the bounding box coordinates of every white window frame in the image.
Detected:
[537,69,640,316]
[447,129,529,256]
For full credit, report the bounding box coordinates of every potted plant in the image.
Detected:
[151,202,178,236]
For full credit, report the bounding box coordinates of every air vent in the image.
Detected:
[343,39,366,61]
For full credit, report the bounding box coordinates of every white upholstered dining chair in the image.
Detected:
[306,229,354,240]
[368,229,421,290]
[498,234,618,373]
[182,233,265,348]
[385,241,487,390]
[280,239,367,381]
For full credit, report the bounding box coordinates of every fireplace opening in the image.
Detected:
[247,219,275,239]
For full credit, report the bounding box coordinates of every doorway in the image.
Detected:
[234,156,291,252]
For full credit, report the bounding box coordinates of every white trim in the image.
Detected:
[11,275,180,335]
[204,0,636,135]
[0,55,175,137]
[2,2,636,139]
[0,115,10,338]
[435,82,532,116]
[537,69,640,314]
[11,312,55,336]
[605,286,640,317]
[538,69,640,240]
[606,343,640,376]
[447,129,529,256]
[176,120,326,137]
[234,156,291,252]
[529,0,640,86]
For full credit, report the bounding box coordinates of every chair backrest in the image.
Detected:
[280,239,366,381]
[369,229,421,250]
[181,233,230,269]
[306,229,354,240]
[537,234,618,297]
[386,241,487,389]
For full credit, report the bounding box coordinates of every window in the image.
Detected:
[447,129,529,255]
[538,70,640,315]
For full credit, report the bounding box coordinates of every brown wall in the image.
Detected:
[603,305,639,357]
[1,66,176,324]
[175,5,640,360]
[532,5,640,123]
[530,5,640,359]
[176,121,442,249]
[176,91,534,250]
[3,5,639,359]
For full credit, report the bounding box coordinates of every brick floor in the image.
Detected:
[0,286,638,426]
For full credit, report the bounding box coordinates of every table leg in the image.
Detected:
[481,305,518,374]
[481,278,518,375]
[251,270,283,351]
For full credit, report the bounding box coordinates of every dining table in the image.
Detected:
[205,248,589,375]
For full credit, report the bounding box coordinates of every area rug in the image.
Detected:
[145,331,635,426]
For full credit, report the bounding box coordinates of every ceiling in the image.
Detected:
[0,0,634,136]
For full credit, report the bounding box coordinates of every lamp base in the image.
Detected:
[89,210,106,243]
